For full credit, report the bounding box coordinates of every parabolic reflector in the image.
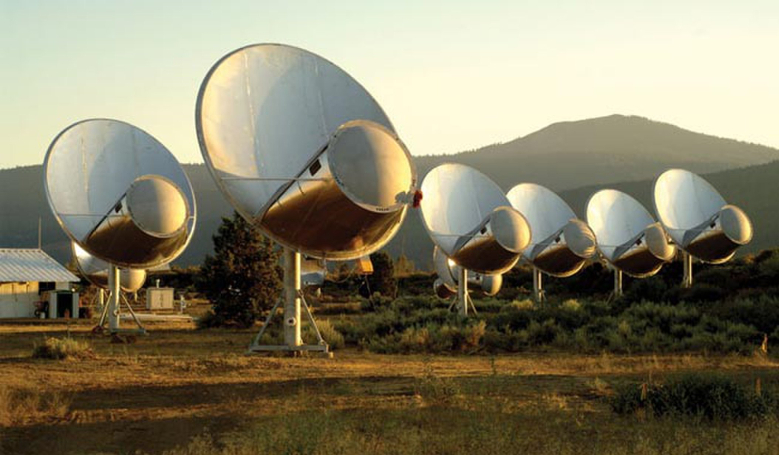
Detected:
[507,183,596,277]
[73,243,147,293]
[420,164,530,274]
[432,245,503,298]
[653,169,752,263]
[586,189,674,278]
[196,43,415,260]
[44,119,196,269]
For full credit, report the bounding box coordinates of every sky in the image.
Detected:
[1,0,778,168]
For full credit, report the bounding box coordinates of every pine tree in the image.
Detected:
[196,212,282,328]
[364,251,397,299]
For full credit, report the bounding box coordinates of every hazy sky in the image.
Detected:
[1,0,778,168]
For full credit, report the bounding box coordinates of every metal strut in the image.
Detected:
[682,251,693,288]
[93,265,145,335]
[532,267,545,303]
[248,249,329,354]
[614,268,623,298]
[450,267,477,316]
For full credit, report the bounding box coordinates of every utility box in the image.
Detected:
[48,291,79,319]
[146,288,175,310]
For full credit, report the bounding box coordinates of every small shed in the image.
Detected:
[0,249,79,318]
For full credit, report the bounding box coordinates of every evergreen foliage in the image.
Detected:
[196,212,282,328]
[362,251,397,299]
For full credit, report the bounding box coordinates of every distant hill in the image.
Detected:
[2,114,777,270]
[415,114,779,191]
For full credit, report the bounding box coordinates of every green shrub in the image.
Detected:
[32,337,94,360]
[303,319,345,350]
[561,299,582,311]
[624,276,668,304]
[527,319,559,346]
[368,320,486,354]
[611,374,779,420]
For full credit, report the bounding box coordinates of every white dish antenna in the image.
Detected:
[44,119,196,334]
[419,164,526,315]
[506,183,596,301]
[419,163,530,275]
[196,44,417,353]
[586,189,675,296]
[44,119,196,269]
[653,169,752,287]
[433,246,502,304]
[197,43,415,261]
[73,243,147,293]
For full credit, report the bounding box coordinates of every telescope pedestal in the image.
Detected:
[249,249,330,355]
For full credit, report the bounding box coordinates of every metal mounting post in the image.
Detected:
[682,251,693,288]
[249,248,329,354]
[614,269,623,298]
[93,266,146,335]
[532,267,545,303]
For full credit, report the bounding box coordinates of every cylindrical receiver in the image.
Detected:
[451,206,530,274]
[260,121,415,260]
[686,205,752,263]
[532,219,596,278]
[645,222,676,261]
[479,273,502,296]
[83,175,191,268]
[610,222,675,278]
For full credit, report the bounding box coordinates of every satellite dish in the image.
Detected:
[586,189,675,296]
[45,119,196,269]
[44,119,196,334]
[197,43,415,261]
[73,243,146,293]
[506,183,596,301]
[653,169,752,287]
[419,163,530,274]
[419,164,528,314]
[432,245,502,300]
[196,44,417,352]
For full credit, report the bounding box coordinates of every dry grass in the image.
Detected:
[0,385,72,426]
[32,336,95,360]
[0,321,776,454]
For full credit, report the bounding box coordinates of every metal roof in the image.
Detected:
[0,249,79,283]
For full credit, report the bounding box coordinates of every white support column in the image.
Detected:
[532,267,544,303]
[458,267,469,316]
[614,269,623,297]
[107,265,121,332]
[283,249,302,348]
[682,251,693,289]
[98,288,105,313]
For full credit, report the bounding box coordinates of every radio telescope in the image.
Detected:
[506,183,596,302]
[196,44,417,353]
[586,189,675,297]
[419,163,530,315]
[72,243,147,330]
[433,246,502,307]
[44,119,196,334]
[653,169,752,287]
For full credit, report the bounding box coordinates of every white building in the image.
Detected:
[0,249,79,318]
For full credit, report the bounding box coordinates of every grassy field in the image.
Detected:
[0,320,778,455]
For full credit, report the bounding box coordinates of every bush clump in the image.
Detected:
[611,374,779,420]
[303,319,345,350]
[32,337,94,360]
